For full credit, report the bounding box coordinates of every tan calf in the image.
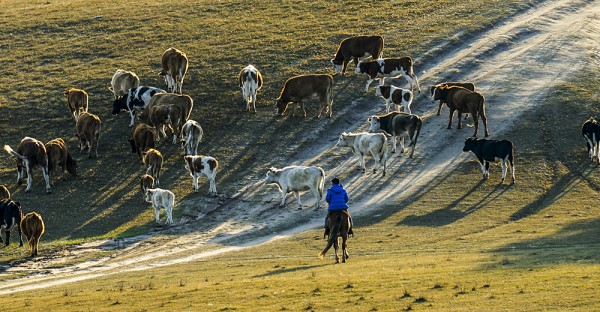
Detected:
[64,88,89,120]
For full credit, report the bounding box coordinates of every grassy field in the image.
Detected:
[2,0,599,310]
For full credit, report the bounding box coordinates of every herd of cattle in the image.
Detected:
[1,35,600,258]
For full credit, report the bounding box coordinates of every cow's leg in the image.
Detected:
[472,113,479,137]
[154,205,161,223]
[300,101,307,117]
[252,89,258,113]
[372,149,381,173]
[193,174,199,192]
[392,135,397,153]
[479,160,486,179]
[481,111,489,137]
[42,166,51,193]
[437,101,444,116]
[294,191,303,210]
[457,112,463,129]
[400,136,406,154]
[210,177,217,195]
[359,153,366,173]
[129,111,136,127]
[365,79,374,92]
[24,161,33,192]
[17,222,23,247]
[279,187,288,207]
[311,186,321,210]
[412,73,421,94]
[448,109,455,129]
[484,161,490,179]
[4,229,10,247]
[166,205,173,225]
[17,164,24,185]
[500,158,507,183]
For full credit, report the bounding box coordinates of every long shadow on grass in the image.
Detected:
[509,159,600,221]
[490,217,600,266]
[253,264,327,278]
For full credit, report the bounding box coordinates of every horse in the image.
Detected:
[318,210,350,263]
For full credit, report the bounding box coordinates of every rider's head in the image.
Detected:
[331,177,340,185]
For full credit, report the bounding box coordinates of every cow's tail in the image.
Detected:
[318,167,325,199]
[3,145,26,161]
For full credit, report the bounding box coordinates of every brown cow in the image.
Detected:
[159,47,189,94]
[275,74,334,118]
[331,35,384,76]
[140,174,155,199]
[20,212,45,257]
[139,104,183,144]
[109,69,140,99]
[45,138,77,185]
[64,88,89,120]
[76,112,102,158]
[433,86,489,137]
[128,123,157,159]
[355,57,421,93]
[0,185,10,199]
[3,137,52,193]
[430,82,476,115]
[142,148,163,186]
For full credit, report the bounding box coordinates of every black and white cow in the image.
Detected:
[367,112,422,157]
[0,198,23,247]
[582,117,600,162]
[183,155,218,195]
[264,165,325,210]
[355,57,421,93]
[336,132,388,176]
[112,86,166,127]
[238,65,263,112]
[462,137,515,184]
[331,35,384,76]
[376,85,413,114]
[181,120,203,156]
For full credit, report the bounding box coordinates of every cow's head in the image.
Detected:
[274,98,288,116]
[112,97,127,115]
[264,167,282,188]
[354,61,366,75]
[66,153,77,177]
[144,188,155,203]
[336,132,350,147]
[331,58,344,74]
[463,137,478,152]
[433,85,450,102]
[367,116,382,132]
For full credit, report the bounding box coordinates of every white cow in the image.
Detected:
[183,155,218,195]
[264,165,325,210]
[108,69,140,99]
[145,188,175,225]
[238,65,263,112]
[336,132,388,176]
[181,120,203,156]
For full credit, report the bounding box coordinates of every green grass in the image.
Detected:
[2,0,599,310]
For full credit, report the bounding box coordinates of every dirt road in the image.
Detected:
[1,0,599,295]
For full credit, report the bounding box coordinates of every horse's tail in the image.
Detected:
[318,212,342,260]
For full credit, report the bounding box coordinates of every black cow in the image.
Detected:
[462,138,515,184]
[582,117,600,162]
[0,198,23,247]
[112,86,166,127]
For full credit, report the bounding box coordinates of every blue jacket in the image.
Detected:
[326,184,349,211]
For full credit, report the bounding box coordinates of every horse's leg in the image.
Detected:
[334,236,340,263]
[342,233,348,263]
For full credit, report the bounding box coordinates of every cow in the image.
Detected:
[238,65,263,112]
[0,198,23,247]
[264,165,325,210]
[181,120,203,156]
[139,104,182,144]
[76,112,101,159]
[331,35,384,76]
[3,137,52,193]
[433,85,489,137]
[159,47,188,94]
[142,92,194,137]
[140,174,155,199]
[45,138,77,185]
[375,85,414,114]
[582,117,600,162]
[128,123,157,159]
[430,82,476,116]
[463,138,515,183]
[145,188,176,225]
[367,112,422,157]
[20,212,44,257]
[0,185,10,200]
[142,148,163,186]
[336,132,388,176]
[183,155,218,195]
[64,88,89,120]
[275,74,334,118]
[112,86,166,127]
[355,57,421,93]
[108,69,140,100]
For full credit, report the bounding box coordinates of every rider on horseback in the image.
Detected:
[324,177,353,237]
